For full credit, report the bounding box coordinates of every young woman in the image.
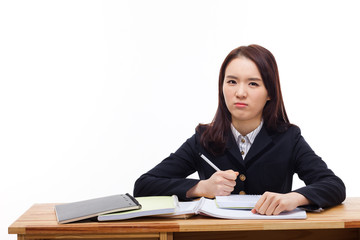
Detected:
[133,44,346,215]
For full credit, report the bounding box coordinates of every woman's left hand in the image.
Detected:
[251,192,310,215]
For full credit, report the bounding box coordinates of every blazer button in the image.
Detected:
[241,151,245,155]
[239,191,246,195]
[239,174,246,181]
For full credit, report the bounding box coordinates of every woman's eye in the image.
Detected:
[227,80,237,84]
[249,82,259,86]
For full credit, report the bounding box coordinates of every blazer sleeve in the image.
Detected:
[133,133,200,200]
[291,127,346,208]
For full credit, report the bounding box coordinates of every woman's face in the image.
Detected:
[223,57,270,130]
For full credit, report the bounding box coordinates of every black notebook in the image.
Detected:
[55,193,141,224]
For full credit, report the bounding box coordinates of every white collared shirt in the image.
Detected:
[230,120,264,159]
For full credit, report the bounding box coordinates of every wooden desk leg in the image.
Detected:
[160,232,173,240]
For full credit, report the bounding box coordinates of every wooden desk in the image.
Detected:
[9,197,360,240]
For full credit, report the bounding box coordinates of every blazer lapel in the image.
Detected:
[225,132,246,167]
[244,127,273,165]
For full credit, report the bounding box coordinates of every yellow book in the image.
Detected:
[98,195,177,221]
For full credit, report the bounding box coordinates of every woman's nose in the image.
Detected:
[235,86,247,98]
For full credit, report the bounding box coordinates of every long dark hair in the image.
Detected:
[197,44,291,155]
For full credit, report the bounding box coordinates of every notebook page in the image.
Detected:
[215,195,262,209]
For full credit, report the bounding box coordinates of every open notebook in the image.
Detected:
[165,197,307,220]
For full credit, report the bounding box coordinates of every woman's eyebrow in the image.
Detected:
[225,75,239,79]
[248,77,262,81]
[225,75,262,81]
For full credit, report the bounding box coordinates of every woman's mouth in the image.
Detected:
[235,103,248,108]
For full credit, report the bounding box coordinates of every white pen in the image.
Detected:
[199,153,221,172]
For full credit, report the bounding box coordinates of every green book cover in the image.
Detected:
[98,195,177,221]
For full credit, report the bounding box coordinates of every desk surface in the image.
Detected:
[9,197,360,237]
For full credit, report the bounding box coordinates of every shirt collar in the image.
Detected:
[231,120,264,145]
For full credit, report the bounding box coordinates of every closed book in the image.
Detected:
[55,193,141,224]
[98,195,177,221]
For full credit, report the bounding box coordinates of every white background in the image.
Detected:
[1,1,360,239]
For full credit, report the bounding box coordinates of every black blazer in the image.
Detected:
[133,125,345,208]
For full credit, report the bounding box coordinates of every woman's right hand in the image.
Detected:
[186,170,239,198]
